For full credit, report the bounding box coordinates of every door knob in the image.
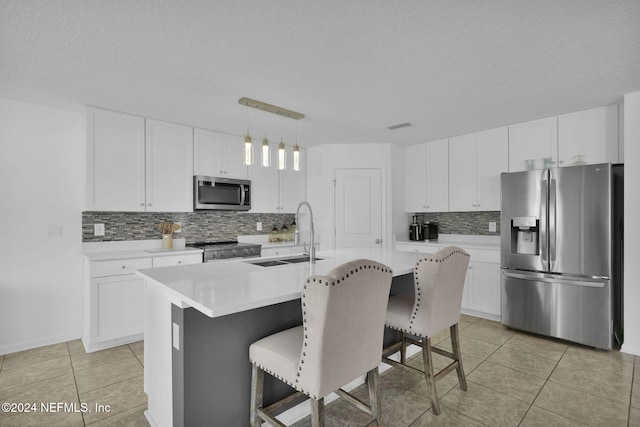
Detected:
[375,239,382,244]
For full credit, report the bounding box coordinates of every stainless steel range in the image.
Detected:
[187,241,261,262]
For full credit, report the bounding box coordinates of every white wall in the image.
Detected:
[306,143,403,251]
[622,91,640,356]
[0,98,85,354]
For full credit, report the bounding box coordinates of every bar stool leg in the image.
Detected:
[367,367,382,424]
[250,364,264,427]
[422,337,441,415]
[450,323,467,391]
[400,331,407,364]
[311,397,325,427]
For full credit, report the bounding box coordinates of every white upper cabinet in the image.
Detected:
[558,104,619,166]
[145,119,194,212]
[248,143,306,213]
[278,145,306,212]
[508,117,558,172]
[194,128,248,179]
[87,108,146,211]
[449,127,507,212]
[449,133,477,211]
[404,143,428,212]
[476,127,508,210]
[88,108,194,212]
[404,139,449,212]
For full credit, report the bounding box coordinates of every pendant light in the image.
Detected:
[243,108,254,165]
[238,97,304,171]
[292,120,300,171]
[277,117,286,170]
[261,112,270,167]
[293,144,300,171]
[278,140,286,170]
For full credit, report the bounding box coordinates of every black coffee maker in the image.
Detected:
[422,221,438,241]
[409,216,421,241]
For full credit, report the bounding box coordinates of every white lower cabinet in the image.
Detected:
[464,261,500,320]
[152,253,203,267]
[83,253,201,352]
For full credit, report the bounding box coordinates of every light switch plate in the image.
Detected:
[256,222,262,231]
[489,222,497,232]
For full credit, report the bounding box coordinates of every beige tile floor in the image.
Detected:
[0,339,147,426]
[0,315,638,426]
[293,315,640,427]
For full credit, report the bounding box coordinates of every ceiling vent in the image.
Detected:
[386,121,412,130]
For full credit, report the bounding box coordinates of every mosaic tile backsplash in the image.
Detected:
[82,211,295,243]
[413,211,501,236]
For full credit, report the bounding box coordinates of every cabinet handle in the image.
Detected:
[148,203,152,206]
[178,261,182,264]
[140,203,145,206]
[121,265,127,269]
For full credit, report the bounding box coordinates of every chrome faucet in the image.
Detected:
[295,201,315,263]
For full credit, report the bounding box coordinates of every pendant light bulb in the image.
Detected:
[278,141,286,170]
[261,137,270,167]
[243,134,253,166]
[293,144,300,171]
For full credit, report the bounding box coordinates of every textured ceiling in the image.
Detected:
[1,0,639,147]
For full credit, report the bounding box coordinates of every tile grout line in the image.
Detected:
[630,357,636,426]
[66,341,87,426]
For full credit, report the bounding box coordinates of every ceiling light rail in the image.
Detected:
[238,97,305,120]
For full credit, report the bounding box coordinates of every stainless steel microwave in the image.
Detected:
[193,176,251,211]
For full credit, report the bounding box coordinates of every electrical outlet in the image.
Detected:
[173,322,180,350]
[94,223,105,236]
[489,222,497,232]
[256,222,262,231]
[45,225,63,238]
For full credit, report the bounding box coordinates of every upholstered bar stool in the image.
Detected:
[249,259,393,427]
[383,246,470,415]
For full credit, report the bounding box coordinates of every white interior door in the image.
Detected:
[334,169,383,249]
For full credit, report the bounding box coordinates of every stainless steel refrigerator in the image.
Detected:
[500,163,623,350]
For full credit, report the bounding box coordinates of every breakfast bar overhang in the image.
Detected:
[137,248,420,426]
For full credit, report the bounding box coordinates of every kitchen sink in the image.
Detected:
[245,255,324,267]
[279,256,324,263]
[249,260,289,267]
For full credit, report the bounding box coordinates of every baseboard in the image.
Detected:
[82,333,144,353]
[620,342,640,356]
[0,331,82,356]
[460,308,500,322]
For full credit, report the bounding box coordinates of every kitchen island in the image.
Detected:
[136,247,420,427]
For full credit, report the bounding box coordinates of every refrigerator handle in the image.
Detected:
[549,178,556,263]
[540,175,548,268]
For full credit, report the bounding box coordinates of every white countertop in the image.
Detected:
[395,234,500,251]
[82,238,202,261]
[136,248,420,319]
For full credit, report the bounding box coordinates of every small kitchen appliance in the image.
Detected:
[409,216,421,241]
[422,222,438,241]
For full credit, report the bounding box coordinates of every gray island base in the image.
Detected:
[172,274,413,426]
